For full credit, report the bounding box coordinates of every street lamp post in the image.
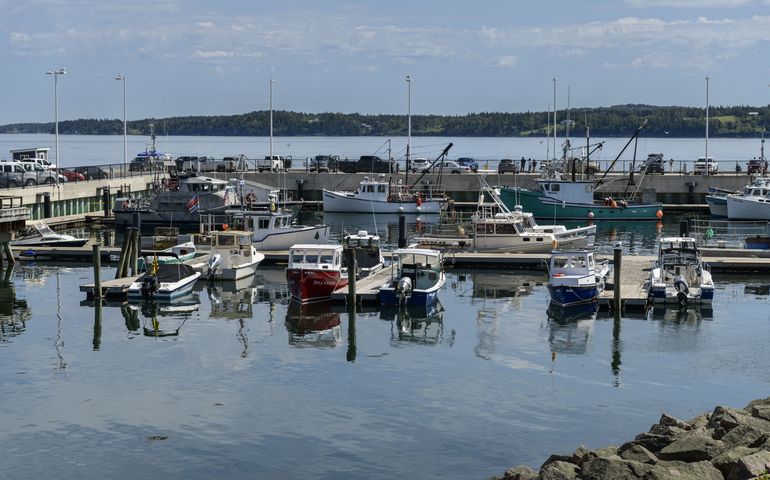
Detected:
[46,67,66,186]
[705,76,711,177]
[116,74,127,174]
[269,79,274,161]
[406,74,411,177]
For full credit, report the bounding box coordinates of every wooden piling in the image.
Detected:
[3,241,15,265]
[398,213,407,248]
[115,231,131,279]
[92,244,102,299]
[346,247,357,306]
[131,227,140,275]
[613,243,622,312]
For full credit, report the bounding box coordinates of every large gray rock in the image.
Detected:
[751,405,770,422]
[658,434,726,462]
[719,423,768,449]
[686,412,711,429]
[569,445,597,467]
[745,397,770,411]
[620,433,674,454]
[710,405,770,434]
[580,457,651,480]
[658,413,692,431]
[619,444,658,465]
[539,453,573,470]
[711,446,759,477]
[538,460,577,480]
[726,449,770,480]
[594,446,619,459]
[648,424,688,437]
[501,465,538,480]
[645,460,724,480]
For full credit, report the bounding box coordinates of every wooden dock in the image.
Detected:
[598,256,651,310]
[79,275,140,300]
[331,265,395,304]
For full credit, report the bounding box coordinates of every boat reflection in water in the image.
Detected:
[253,267,291,305]
[546,302,598,355]
[124,294,200,338]
[0,267,30,344]
[647,305,714,326]
[468,271,537,300]
[285,300,341,348]
[381,301,446,346]
[207,276,260,319]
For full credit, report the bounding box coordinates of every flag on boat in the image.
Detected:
[186,193,199,214]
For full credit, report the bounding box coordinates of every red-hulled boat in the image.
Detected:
[286,244,348,303]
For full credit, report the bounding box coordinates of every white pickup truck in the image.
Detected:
[257,155,286,172]
[177,155,246,173]
[694,156,718,175]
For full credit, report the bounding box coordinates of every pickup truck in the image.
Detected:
[694,156,718,175]
[338,155,397,174]
[310,155,339,172]
[257,155,286,172]
[177,155,246,173]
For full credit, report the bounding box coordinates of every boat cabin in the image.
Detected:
[392,248,442,290]
[536,179,594,204]
[657,237,700,269]
[289,244,344,271]
[343,230,384,273]
[211,230,254,254]
[549,251,596,275]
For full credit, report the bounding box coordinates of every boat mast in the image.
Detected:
[406,75,412,187]
[705,75,710,177]
[552,77,557,161]
[546,106,551,162]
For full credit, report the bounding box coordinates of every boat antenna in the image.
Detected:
[596,119,647,186]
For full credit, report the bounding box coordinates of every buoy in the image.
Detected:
[222,223,229,231]
[656,209,664,219]
[588,211,595,219]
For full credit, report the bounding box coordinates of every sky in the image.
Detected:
[2,0,770,124]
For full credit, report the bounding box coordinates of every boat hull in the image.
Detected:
[726,196,770,220]
[323,190,443,214]
[255,225,330,250]
[12,238,89,248]
[649,285,714,305]
[286,268,348,303]
[127,271,201,301]
[547,284,600,307]
[379,286,441,307]
[500,187,662,220]
[705,194,728,217]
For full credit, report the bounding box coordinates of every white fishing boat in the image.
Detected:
[379,248,445,307]
[343,230,385,279]
[725,177,770,220]
[323,175,446,214]
[190,230,265,281]
[649,237,714,307]
[12,222,88,248]
[127,258,201,301]
[546,250,609,307]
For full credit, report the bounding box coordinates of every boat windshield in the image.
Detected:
[33,222,56,237]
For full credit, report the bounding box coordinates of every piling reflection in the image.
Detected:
[285,300,341,348]
[0,266,30,345]
[546,302,597,355]
[381,302,446,346]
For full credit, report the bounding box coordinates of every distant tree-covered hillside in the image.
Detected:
[1,104,768,137]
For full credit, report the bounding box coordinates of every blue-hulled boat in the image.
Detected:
[379,248,445,307]
[546,250,609,307]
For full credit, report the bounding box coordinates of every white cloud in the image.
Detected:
[625,0,753,6]
[497,55,518,67]
[9,32,30,44]
[196,21,214,28]
[194,50,236,58]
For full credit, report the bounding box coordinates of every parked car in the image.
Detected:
[409,158,430,173]
[747,157,768,175]
[74,166,109,180]
[59,169,85,182]
[0,161,38,186]
[430,160,470,174]
[498,159,516,174]
[639,153,665,174]
[0,171,25,188]
[694,156,718,175]
[20,162,64,184]
[457,157,479,173]
[310,155,338,172]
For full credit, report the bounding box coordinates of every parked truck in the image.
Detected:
[256,155,288,172]
[177,155,247,173]
[338,155,397,174]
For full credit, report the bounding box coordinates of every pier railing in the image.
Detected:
[0,162,166,190]
[690,219,770,249]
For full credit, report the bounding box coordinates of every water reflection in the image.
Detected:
[285,300,342,348]
[125,295,200,338]
[745,284,770,296]
[207,276,260,319]
[546,303,598,355]
[254,268,291,306]
[647,306,714,326]
[381,302,447,346]
[0,266,30,345]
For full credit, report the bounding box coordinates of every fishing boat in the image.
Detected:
[323,175,446,214]
[127,258,201,302]
[725,177,770,220]
[546,250,610,307]
[136,240,197,271]
[379,248,445,307]
[114,174,238,232]
[648,236,714,307]
[191,230,265,281]
[705,186,735,217]
[343,230,385,278]
[286,244,348,303]
[12,222,88,248]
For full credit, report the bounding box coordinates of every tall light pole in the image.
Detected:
[552,77,557,160]
[46,67,66,186]
[406,74,412,175]
[116,74,127,172]
[705,76,711,177]
[269,79,274,160]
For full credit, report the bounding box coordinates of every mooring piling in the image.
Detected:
[613,242,622,312]
[92,244,102,299]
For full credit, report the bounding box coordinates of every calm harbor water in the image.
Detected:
[0,133,765,169]
[2,217,770,479]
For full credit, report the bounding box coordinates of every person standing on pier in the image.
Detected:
[520,157,526,172]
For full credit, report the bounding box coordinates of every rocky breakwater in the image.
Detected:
[491,397,770,480]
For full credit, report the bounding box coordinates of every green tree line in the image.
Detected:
[1,104,768,137]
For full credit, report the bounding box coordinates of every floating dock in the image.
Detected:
[80,275,140,300]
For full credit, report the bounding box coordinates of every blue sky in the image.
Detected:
[2,0,770,124]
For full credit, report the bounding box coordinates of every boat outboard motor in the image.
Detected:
[674,274,689,307]
[141,274,159,299]
[208,253,222,279]
[396,276,413,304]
